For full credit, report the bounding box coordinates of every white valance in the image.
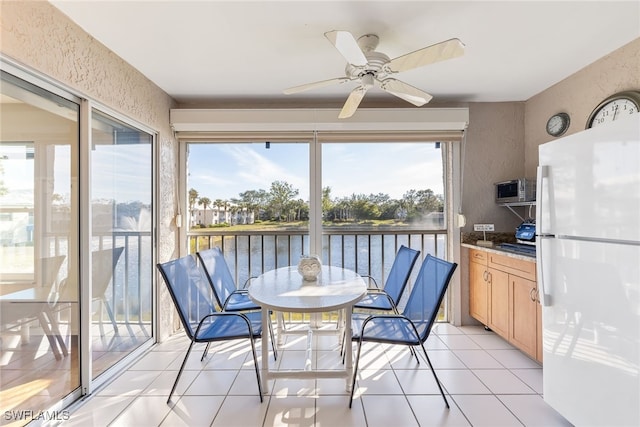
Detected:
[170,108,468,141]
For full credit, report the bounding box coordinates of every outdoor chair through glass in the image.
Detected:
[157,254,274,403]
[348,254,458,408]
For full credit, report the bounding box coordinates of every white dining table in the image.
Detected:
[248,265,367,393]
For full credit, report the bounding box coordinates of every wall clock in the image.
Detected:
[546,112,570,137]
[586,90,640,129]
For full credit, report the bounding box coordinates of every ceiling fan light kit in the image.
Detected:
[284,30,465,119]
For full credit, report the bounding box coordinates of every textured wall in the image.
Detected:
[525,38,640,176]
[460,38,640,235]
[1,1,180,340]
[461,102,526,234]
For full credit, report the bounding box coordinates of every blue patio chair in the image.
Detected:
[354,245,420,314]
[348,254,458,408]
[197,247,277,358]
[157,254,268,403]
[196,247,261,311]
[341,245,419,360]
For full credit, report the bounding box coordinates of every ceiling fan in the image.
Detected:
[283,30,465,119]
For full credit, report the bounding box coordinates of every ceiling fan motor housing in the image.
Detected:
[357,34,379,52]
[345,50,391,79]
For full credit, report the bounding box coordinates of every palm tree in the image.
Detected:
[198,197,211,226]
[322,187,333,219]
[188,188,199,227]
[213,199,225,223]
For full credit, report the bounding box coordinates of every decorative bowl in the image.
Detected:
[297,255,322,281]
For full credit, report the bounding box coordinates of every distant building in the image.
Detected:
[190,205,254,227]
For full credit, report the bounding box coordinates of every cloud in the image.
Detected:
[189,142,443,202]
[192,145,307,200]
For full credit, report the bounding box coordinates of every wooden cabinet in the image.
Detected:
[509,275,537,359]
[469,250,489,324]
[468,247,542,363]
[488,267,509,338]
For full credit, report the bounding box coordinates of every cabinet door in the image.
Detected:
[488,268,509,338]
[509,275,538,359]
[469,261,489,325]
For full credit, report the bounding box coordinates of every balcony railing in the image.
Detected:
[40,230,153,326]
[188,227,448,307]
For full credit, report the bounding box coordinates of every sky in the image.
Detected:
[0,143,152,206]
[187,142,445,203]
[0,141,443,208]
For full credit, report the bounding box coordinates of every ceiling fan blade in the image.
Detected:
[324,30,368,66]
[379,78,433,106]
[283,77,351,95]
[339,86,369,119]
[386,38,465,73]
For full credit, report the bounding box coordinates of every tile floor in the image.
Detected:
[0,316,150,420]
[65,323,572,426]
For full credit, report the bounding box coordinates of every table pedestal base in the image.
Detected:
[261,307,354,394]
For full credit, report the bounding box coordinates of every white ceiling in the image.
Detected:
[49,1,640,108]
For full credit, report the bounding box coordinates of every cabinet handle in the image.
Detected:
[487,272,492,283]
[483,271,488,282]
[530,287,540,303]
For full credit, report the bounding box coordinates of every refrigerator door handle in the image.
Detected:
[536,242,551,306]
[536,165,552,307]
[536,165,547,234]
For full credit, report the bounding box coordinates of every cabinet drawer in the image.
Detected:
[488,253,536,281]
[469,249,488,265]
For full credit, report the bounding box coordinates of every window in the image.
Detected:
[183,137,449,317]
[321,141,447,287]
[186,141,310,282]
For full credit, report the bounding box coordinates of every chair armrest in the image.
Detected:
[360,290,397,311]
[360,275,380,289]
[241,276,258,289]
[194,312,253,338]
[360,313,413,332]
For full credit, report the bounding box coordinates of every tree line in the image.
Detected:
[189,180,443,225]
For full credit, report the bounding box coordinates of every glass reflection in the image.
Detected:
[90,111,153,379]
[0,72,80,416]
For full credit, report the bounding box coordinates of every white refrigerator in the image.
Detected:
[536,115,640,426]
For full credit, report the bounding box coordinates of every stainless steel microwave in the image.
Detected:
[495,178,536,203]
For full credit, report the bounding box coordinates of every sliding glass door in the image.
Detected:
[0,69,155,419]
[0,71,81,416]
[89,111,153,380]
